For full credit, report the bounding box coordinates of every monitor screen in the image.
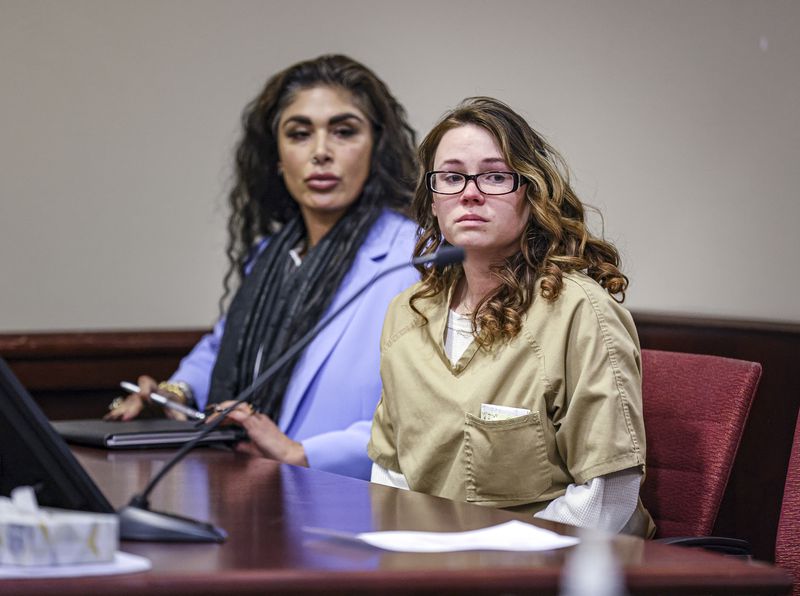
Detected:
[0,357,114,513]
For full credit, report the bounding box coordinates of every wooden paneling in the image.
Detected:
[0,330,205,420]
[1,314,799,562]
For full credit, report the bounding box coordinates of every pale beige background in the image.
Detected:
[1,0,798,332]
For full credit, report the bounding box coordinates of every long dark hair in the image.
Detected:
[411,97,628,347]
[220,54,417,309]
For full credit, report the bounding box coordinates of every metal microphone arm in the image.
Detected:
[118,246,464,542]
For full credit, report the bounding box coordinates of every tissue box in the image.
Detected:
[0,487,118,566]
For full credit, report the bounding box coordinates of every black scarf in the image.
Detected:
[208,203,381,420]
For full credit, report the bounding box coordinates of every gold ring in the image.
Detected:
[108,396,125,411]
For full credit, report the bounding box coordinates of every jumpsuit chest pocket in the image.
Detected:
[464,411,552,505]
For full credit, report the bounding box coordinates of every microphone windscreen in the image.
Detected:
[432,245,465,267]
[412,246,465,267]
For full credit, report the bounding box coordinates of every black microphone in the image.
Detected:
[411,244,464,267]
[117,245,465,542]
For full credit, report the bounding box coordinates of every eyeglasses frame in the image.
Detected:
[425,170,527,196]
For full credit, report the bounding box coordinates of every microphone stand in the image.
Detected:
[117,246,465,542]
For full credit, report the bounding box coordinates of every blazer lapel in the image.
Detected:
[277,213,396,431]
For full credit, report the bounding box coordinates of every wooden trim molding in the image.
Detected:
[0,329,205,359]
[632,311,800,334]
[1,314,798,562]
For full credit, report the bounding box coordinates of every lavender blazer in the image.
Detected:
[170,210,418,480]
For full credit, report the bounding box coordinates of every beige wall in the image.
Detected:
[1,0,798,332]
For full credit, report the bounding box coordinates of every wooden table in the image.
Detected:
[3,446,792,595]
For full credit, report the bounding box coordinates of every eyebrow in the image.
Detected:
[282,112,366,128]
[437,157,509,168]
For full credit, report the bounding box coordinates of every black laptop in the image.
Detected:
[51,418,244,449]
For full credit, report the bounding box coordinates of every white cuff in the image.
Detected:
[534,467,641,533]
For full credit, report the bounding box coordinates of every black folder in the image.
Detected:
[51,419,244,449]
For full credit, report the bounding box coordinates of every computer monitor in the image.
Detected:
[0,357,114,513]
[0,357,226,542]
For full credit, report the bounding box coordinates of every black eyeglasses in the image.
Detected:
[426,171,526,196]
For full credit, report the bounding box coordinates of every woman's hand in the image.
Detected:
[210,401,308,467]
[103,375,187,421]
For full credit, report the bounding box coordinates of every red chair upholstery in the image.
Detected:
[776,411,800,595]
[640,349,761,538]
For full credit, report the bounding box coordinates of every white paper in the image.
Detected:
[0,551,151,579]
[480,403,531,421]
[305,520,579,552]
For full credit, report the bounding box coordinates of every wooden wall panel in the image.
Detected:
[0,330,204,419]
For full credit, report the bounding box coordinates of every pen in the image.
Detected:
[120,381,206,421]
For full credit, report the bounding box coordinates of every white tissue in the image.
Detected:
[0,486,118,566]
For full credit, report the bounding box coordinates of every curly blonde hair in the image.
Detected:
[410,97,628,347]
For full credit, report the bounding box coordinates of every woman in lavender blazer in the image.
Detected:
[106,55,418,481]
